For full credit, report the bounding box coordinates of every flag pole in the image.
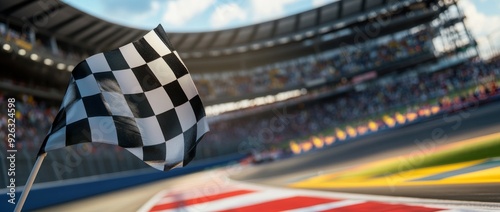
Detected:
[14,152,47,212]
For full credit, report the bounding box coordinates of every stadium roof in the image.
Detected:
[1,0,444,77]
[0,0,145,52]
[0,0,433,53]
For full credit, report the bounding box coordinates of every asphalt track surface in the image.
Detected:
[38,102,500,211]
[232,101,500,202]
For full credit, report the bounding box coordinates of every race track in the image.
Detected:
[37,102,500,211]
[232,102,500,202]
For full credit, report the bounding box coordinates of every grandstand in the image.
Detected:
[0,0,493,189]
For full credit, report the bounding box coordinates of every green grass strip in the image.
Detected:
[336,136,500,179]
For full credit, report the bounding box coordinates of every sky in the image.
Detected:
[62,0,337,32]
[458,0,500,58]
[63,0,500,57]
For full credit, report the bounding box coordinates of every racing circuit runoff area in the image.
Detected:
[37,99,500,211]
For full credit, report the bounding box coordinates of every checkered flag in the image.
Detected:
[38,25,209,171]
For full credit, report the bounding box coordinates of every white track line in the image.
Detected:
[138,168,500,212]
[284,199,367,212]
[157,189,297,212]
[230,177,500,211]
[137,189,169,212]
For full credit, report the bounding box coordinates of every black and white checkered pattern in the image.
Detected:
[39,25,209,171]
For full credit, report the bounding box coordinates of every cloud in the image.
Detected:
[65,0,163,28]
[129,1,162,23]
[163,0,216,26]
[100,0,156,14]
[312,0,337,8]
[459,0,500,57]
[459,0,500,37]
[210,3,247,28]
[249,0,299,22]
[103,0,161,22]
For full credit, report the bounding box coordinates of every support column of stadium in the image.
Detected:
[312,5,322,61]
[442,0,478,57]
[14,153,47,212]
[445,8,459,51]
[425,22,437,54]
[453,0,480,57]
[436,7,446,52]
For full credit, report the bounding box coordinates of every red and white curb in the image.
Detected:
[137,170,500,212]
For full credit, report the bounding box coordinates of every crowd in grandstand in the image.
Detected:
[2,18,499,160]
[2,20,433,103]
[2,22,431,104]
[2,54,500,159]
[200,57,500,157]
[194,28,434,101]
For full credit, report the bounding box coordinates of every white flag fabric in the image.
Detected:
[39,25,209,171]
